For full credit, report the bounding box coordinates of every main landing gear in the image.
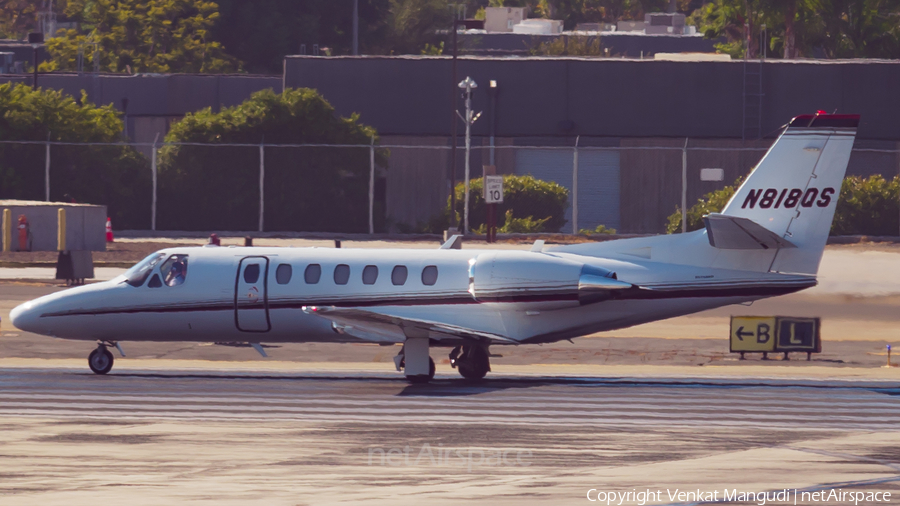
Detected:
[449,344,491,380]
[395,339,491,383]
[88,341,124,375]
[395,337,436,384]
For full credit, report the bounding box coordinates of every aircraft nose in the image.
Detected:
[9,301,39,333]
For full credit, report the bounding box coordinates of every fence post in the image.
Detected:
[45,133,51,201]
[572,135,579,235]
[369,136,375,235]
[259,141,265,233]
[682,138,688,233]
[151,133,159,231]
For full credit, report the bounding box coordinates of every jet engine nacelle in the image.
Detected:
[468,251,631,310]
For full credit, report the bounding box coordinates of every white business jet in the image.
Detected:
[10,113,858,382]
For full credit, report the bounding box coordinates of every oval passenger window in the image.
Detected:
[421,265,438,285]
[305,264,322,284]
[362,265,378,285]
[275,264,292,284]
[391,266,408,285]
[334,264,350,285]
[243,263,260,284]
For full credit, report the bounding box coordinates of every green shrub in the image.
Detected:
[579,224,617,235]
[665,178,743,234]
[666,175,900,236]
[832,175,900,236]
[439,175,568,233]
[472,209,551,234]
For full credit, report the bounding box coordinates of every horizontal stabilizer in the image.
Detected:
[703,213,796,250]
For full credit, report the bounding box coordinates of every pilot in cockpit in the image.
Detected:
[165,260,187,286]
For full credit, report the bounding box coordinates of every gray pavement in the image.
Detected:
[0,367,898,505]
[2,241,899,505]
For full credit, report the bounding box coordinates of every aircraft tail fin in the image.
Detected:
[717,113,858,275]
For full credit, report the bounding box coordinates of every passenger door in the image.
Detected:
[235,256,270,332]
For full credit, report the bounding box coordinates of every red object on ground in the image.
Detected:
[17,215,29,251]
[209,233,220,246]
[105,217,114,243]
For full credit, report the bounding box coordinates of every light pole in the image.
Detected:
[352,0,359,55]
[28,32,44,90]
[488,80,498,166]
[458,76,481,235]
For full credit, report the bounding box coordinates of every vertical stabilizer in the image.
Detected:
[720,113,858,275]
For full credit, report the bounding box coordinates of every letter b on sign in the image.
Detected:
[757,323,770,344]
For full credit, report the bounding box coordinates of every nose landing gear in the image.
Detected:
[88,346,114,375]
[87,341,124,375]
[449,344,490,380]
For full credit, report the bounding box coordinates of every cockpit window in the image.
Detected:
[159,254,189,287]
[124,253,166,287]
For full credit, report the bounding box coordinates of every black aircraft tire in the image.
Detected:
[88,348,114,375]
[406,357,436,384]
[457,347,489,380]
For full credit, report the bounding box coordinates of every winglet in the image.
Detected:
[440,235,463,249]
[530,240,545,252]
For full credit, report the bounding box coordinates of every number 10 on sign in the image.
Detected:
[484,176,504,204]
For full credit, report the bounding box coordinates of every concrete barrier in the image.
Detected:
[0,200,107,252]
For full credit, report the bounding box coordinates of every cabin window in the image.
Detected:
[391,266,408,286]
[147,274,162,288]
[160,255,189,286]
[124,252,165,287]
[275,264,292,284]
[305,264,322,284]
[362,265,378,285]
[422,265,438,285]
[334,264,350,285]
[243,263,260,284]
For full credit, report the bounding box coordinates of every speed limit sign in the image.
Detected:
[484,175,504,204]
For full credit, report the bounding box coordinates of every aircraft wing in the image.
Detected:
[303,306,517,344]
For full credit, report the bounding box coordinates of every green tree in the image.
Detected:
[158,88,387,232]
[832,175,900,236]
[694,0,900,59]
[373,0,454,55]
[665,178,742,233]
[0,0,46,40]
[211,0,391,74]
[41,0,238,73]
[814,0,900,58]
[0,83,151,228]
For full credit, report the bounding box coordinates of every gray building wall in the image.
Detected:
[285,56,900,233]
[284,56,900,140]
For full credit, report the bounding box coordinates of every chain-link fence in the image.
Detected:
[1,139,898,235]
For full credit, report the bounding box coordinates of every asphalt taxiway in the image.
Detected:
[0,365,898,505]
